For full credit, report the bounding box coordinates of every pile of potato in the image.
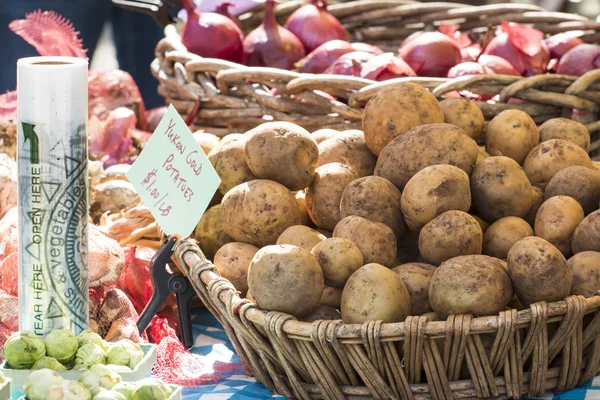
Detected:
[195,81,600,324]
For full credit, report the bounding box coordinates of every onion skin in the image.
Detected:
[447,62,494,78]
[285,0,348,53]
[324,51,375,76]
[398,32,461,77]
[483,22,549,77]
[215,2,244,31]
[243,0,306,70]
[544,33,584,60]
[360,53,416,81]
[477,54,521,76]
[181,0,244,63]
[295,40,354,73]
[351,42,385,55]
[556,43,600,76]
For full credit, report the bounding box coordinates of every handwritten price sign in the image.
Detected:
[127,105,221,239]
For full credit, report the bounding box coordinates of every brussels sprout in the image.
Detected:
[89,364,122,389]
[132,378,172,400]
[46,381,92,400]
[32,356,67,371]
[45,329,79,364]
[4,331,45,369]
[24,368,65,400]
[74,344,106,370]
[111,382,136,400]
[106,340,144,369]
[76,330,108,351]
[106,364,132,373]
[93,390,127,400]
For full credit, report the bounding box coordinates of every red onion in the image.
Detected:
[215,2,244,31]
[285,0,348,52]
[447,62,494,78]
[295,40,354,73]
[483,21,549,76]
[439,23,472,49]
[544,32,584,60]
[324,51,375,76]
[556,43,600,76]
[181,0,244,63]
[398,32,462,77]
[351,42,385,55]
[146,106,168,133]
[360,53,416,81]
[478,54,521,76]
[461,44,481,62]
[243,0,306,69]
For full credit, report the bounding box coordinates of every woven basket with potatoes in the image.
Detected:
[173,81,600,399]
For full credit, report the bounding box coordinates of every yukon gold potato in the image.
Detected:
[485,110,539,165]
[471,215,490,234]
[320,286,342,309]
[317,131,377,177]
[470,156,534,222]
[476,147,492,166]
[214,242,259,297]
[248,245,324,316]
[401,165,471,231]
[221,180,301,247]
[306,163,359,231]
[301,306,341,322]
[534,196,584,257]
[193,132,221,155]
[392,263,437,315]
[245,121,319,190]
[483,217,533,259]
[375,123,479,190]
[569,252,600,297]
[523,139,593,189]
[311,128,339,144]
[295,191,312,226]
[524,187,544,226]
[507,237,571,306]
[340,176,406,238]
[333,216,397,267]
[276,225,326,252]
[545,166,600,215]
[194,205,233,260]
[363,82,444,155]
[572,210,600,253]
[594,161,600,172]
[341,263,411,324]
[429,255,513,319]
[439,98,485,140]
[208,135,256,195]
[419,211,483,266]
[311,237,364,288]
[539,118,590,152]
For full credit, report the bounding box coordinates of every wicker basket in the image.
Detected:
[174,239,600,400]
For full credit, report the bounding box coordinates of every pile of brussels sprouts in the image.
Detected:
[24,367,174,400]
[3,330,144,372]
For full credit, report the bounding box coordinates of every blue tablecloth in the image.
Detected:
[187,309,600,400]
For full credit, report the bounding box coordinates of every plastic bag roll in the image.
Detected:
[17,56,89,335]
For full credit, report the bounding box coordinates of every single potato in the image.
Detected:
[193,132,221,155]
[245,121,319,190]
[311,237,364,288]
[483,217,533,259]
[470,156,534,222]
[363,82,444,155]
[221,180,301,247]
[301,306,341,322]
[320,286,342,309]
[306,163,360,231]
[534,196,584,257]
[569,252,600,297]
[277,225,326,252]
[572,210,600,253]
[341,263,411,323]
[194,205,233,260]
[471,215,490,234]
[248,245,324,316]
[545,166,600,215]
[440,98,485,140]
[429,255,513,319]
[295,190,312,226]
[333,216,397,267]
[507,237,571,306]
[340,176,406,238]
[208,135,256,195]
[485,109,539,165]
[317,131,377,177]
[214,242,259,297]
[375,123,479,190]
[523,139,593,189]
[401,165,471,231]
[311,128,339,144]
[539,118,590,152]
[524,187,544,227]
[392,263,437,315]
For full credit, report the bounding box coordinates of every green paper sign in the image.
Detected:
[127,104,221,239]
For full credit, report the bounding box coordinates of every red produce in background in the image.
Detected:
[295,40,384,74]
[360,53,416,81]
[556,43,600,76]
[89,107,136,168]
[447,62,494,78]
[146,106,168,133]
[545,32,584,60]
[398,32,462,77]
[324,51,375,76]
[285,0,348,52]
[478,54,521,76]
